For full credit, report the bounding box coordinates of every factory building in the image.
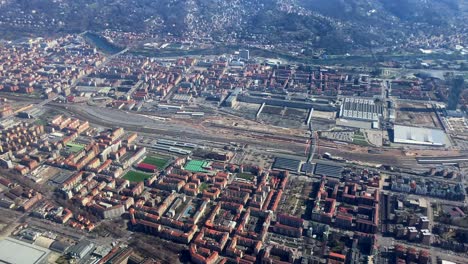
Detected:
[339,97,383,121]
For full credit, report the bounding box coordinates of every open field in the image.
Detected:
[123,171,152,182]
[262,106,284,115]
[285,108,307,117]
[142,156,169,168]
[258,106,308,128]
[34,119,48,126]
[396,110,441,128]
[199,182,209,192]
[66,142,85,153]
[352,131,369,146]
[312,110,336,120]
[236,173,255,181]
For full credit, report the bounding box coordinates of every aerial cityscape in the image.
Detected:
[0,1,466,264]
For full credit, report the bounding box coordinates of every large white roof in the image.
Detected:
[0,238,50,264]
[393,125,449,146]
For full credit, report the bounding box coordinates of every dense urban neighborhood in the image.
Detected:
[0,1,467,264]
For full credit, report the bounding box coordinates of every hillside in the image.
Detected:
[0,0,466,53]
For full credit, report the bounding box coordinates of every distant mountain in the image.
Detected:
[0,0,466,53]
[301,0,466,24]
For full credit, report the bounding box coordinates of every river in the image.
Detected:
[83,32,123,54]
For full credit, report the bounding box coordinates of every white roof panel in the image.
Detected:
[0,238,50,264]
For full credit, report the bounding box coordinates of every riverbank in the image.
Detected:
[83,32,124,54]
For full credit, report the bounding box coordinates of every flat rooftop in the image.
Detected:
[0,238,50,264]
[314,163,343,178]
[185,160,210,172]
[273,157,302,172]
[339,97,383,121]
[393,125,449,146]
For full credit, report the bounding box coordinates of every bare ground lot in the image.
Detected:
[312,110,336,120]
[396,110,441,128]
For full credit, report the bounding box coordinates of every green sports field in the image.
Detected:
[123,171,152,182]
[66,142,85,153]
[185,160,210,172]
[142,156,169,168]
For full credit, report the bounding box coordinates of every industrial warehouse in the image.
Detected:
[392,125,450,146]
[339,97,384,122]
[0,238,51,264]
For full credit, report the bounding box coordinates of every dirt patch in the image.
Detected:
[396,111,441,128]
